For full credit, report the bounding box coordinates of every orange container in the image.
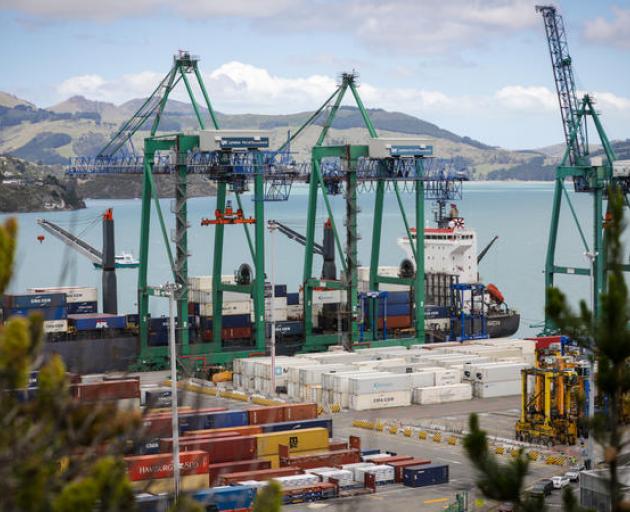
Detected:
[184,425,263,437]
[125,450,208,481]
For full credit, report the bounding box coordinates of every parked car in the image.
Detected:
[552,475,570,489]
[528,479,554,497]
[565,469,580,482]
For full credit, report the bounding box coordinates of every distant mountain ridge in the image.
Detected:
[0,90,579,182]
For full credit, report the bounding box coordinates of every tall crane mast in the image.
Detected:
[536,5,587,169]
[536,5,629,331]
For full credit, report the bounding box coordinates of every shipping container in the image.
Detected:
[473,379,521,398]
[255,427,329,457]
[179,409,249,431]
[125,451,208,481]
[280,448,361,469]
[174,435,258,463]
[281,482,337,503]
[3,292,66,309]
[222,314,252,328]
[142,407,227,437]
[349,390,412,411]
[248,405,285,425]
[412,383,472,405]
[4,305,67,321]
[386,458,431,482]
[191,485,257,512]
[44,319,68,333]
[261,418,333,437]
[475,363,530,383]
[131,474,208,493]
[27,286,97,304]
[208,459,271,486]
[348,374,411,395]
[425,305,449,319]
[68,313,127,331]
[66,301,98,315]
[286,292,300,306]
[403,463,449,487]
[72,379,140,401]
[376,315,411,329]
[265,320,303,338]
[220,467,302,485]
[184,425,263,438]
[283,403,318,421]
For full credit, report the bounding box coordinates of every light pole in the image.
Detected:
[166,283,181,496]
[268,222,277,395]
[584,250,596,469]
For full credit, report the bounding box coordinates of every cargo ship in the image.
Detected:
[398,203,520,341]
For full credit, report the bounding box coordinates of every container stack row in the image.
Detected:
[232,339,535,410]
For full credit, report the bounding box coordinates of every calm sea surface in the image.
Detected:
[1,181,605,337]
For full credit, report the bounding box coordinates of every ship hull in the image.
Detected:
[43,336,138,373]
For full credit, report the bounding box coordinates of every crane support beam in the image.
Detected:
[37,218,103,265]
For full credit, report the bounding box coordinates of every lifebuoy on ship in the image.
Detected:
[486,283,504,304]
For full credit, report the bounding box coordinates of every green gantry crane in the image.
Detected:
[537,6,630,331]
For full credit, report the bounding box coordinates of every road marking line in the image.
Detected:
[436,457,463,464]
[424,498,449,504]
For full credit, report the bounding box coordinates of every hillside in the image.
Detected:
[0,156,85,212]
[1,91,561,181]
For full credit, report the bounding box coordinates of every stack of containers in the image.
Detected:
[341,462,376,482]
[323,371,387,408]
[309,468,355,488]
[348,373,412,411]
[253,357,313,394]
[472,362,531,398]
[362,290,412,330]
[2,292,67,333]
[274,474,320,489]
[355,464,395,485]
[28,286,97,315]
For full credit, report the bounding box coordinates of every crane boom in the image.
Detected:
[37,218,103,265]
[536,5,587,166]
[267,219,324,255]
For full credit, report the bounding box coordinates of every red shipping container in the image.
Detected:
[377,315,411,329]
[386,458,431,482]
[184,425,262,437]
[527,335,563,352]
[72,379,140,401]
[375,455,414,464]
[222,327,252,340]
[279,445,360,469]
[160,432,237,451]
[220,467,302,485]
[166,436,257,464]
[208,459,271,486]
[248,405,286,425]
[328,439,348,451]
[125,450,208,481]
[283,403,318,421]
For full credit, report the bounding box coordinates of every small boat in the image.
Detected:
[93,252,140,269]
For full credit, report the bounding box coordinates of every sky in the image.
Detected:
[0,0,629,149]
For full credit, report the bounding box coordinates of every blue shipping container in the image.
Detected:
[67,301,98,315]
[2,293,66,309]
[386,291,411,305]
[191,485,257,512]
[287,292,300,306]
[222,314,250,328]
[179,410,249,432]
[5,306,67,321]
[403,464,449,488]
[69,314,127,331]
[265,320,303,338]
[261,418,333,437]
[425,306,449,319]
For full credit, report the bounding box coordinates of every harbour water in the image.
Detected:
[1,181,601,337]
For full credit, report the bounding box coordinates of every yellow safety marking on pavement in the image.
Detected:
[389,425,399,435]
[447,436,457,446]
[330,404,341,413]
[375,422,384,432]
[424,498,448,504]
[403,427,413,437]
[418,431,427,440]
[511,448,519,458]
[433,432,442,443]
[528,451,539,461]
[495,446,505,455]
[317,406,324,416]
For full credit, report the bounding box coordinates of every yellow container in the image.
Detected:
[131,474,208,493]
[255,427,329,457]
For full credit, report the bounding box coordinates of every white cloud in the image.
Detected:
[57,71,162,103]
[0,0,297,21]
[494,85,557,111]
[3,0,539,55]
[584,6,630,50]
